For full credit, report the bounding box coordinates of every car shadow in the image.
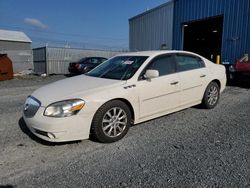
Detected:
[227,79,250,89]
[0,185,15,188]
[88,133,103,143]
[64,73,78,77]
[18,117,81,146]
[231,82,250,89]
[192,104,203,109]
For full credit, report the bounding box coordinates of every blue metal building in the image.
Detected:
[129,1,174,51]
[129,0,250,64]
[173,0,250,64]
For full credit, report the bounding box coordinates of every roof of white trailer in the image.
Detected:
[0,29,32,43]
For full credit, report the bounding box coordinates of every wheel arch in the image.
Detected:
[91,98,135,125]
[109,98,135,123]
[89,98,135,142]
[210,79,221,90]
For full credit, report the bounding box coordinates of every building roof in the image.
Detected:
[0,29,32,43]
[129,0,173,21]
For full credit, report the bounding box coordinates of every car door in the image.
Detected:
[175,53,208,106]
[136,54,181,119]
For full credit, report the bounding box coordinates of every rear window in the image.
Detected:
[176,55,205,72]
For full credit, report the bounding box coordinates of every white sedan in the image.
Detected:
[23,51,226,143]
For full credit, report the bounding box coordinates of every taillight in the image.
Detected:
[75,64,80,68]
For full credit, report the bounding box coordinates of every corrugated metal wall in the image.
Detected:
[33,47,123,74]
[0,41,31,50]
[0,41,33,73]
[33,47,46,74]
[2,50,33,73]
[173,0,250,64]
[129,1,174,51]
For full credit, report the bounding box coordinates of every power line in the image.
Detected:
[30,35,128,48]
[0,24,128,41]
[30,36,128,51]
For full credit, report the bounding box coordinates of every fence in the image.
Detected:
[33,47,124,74]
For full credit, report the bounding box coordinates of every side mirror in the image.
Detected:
[144,69,159,80]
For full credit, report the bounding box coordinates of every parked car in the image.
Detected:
[68,57,107,74]
[229,53,250,82]
[23,51,226,143]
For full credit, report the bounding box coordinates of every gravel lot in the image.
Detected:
[0,75,250,188]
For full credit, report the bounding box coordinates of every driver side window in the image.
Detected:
[90,58,99,64]
[147,55,176,76]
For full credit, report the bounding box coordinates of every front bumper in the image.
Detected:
[23,107,93,142]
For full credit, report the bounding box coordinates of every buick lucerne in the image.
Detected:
[23,51,226,143]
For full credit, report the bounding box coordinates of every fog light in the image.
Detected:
[47,132,56,139]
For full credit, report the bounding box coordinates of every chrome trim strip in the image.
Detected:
[143,90,181,102]
[182,84,202,91]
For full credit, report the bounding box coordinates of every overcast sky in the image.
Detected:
[0,0,168,50]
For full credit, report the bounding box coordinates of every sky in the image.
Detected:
[0,0,168,50]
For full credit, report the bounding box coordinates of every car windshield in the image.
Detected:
[86,56,148,80]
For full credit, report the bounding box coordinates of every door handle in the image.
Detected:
[170,81,179,85]
[200,74,206,78]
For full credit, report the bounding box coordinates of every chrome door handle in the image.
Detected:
[200,74,206,78]
[170,81,179,85]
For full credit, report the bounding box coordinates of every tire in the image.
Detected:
[91,100,131,143]
[202,82,220,109]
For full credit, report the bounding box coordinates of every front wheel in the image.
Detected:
[91,100,131,143]
[202,82,220,109]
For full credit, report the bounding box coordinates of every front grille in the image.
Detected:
[23,96,41,118]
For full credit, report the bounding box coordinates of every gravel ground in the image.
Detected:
[0,75,250,188]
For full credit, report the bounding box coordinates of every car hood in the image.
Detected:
[32,75,126,106]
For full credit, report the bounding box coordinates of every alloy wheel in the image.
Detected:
[102,107,127,138]
[207,86,219,106]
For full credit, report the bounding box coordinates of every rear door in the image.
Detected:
[175,54,208,106]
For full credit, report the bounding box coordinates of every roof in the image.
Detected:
[0,29,32,43]
[120,50,177,56]
[120,50,171,56]
[119,50,197,56]
[129,0,173,21]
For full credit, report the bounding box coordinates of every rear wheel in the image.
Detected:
[202,82,220,109]
[91,100,131,143]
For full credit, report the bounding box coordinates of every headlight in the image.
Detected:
[44,99,85,117]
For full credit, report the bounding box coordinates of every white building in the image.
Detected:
[0,29,33,73]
